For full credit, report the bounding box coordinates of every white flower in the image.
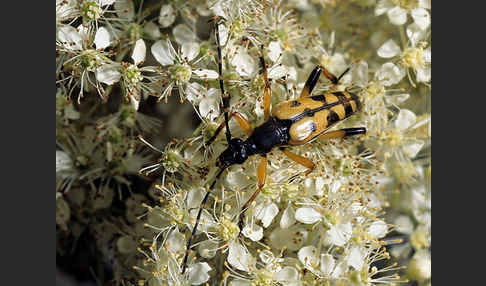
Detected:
[228,242,254,272]
[368,220,388,238]
[254,202,279,228]
[242,223,264,241]
[375,62,406,86]
[280,205,296,228]
[375,0,430,28]
[295,207,322,224]
[187,262,212,285]
[93,27,111,50]
[326,222,352,246]
[199,88,221,121]
[298,245,319,269]
[347,245,366,270]
[377,39,401,58]
[159,4,176,28]
[131,39,146,65]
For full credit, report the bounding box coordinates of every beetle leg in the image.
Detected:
[238,155,267,232]
[259,49,272,121]
[280,148,315,176]
[205,112,253,147]
[181,167,226,274]
[300,63,357,98]
[318,127,366,141]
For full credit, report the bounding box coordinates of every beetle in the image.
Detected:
[181,17,366,274]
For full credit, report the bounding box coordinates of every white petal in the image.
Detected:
[352,60,369,88]
[387,6,407,25]
[132,39,146,65]
[347,245,366,270]
[181,42,200,62]
[331,262,346,279]
[419,0,431,9]
[416,66,431,83]
[280,205,296,229]
[218,23,229,46]
[376,62,405,86]
[228,242,254,272]
[375,0,394,16]
[143,21,161,39]
[268,65,288,79]
[402,140,424,158]
[166,228,185,255]
[193,69,219,80]
[199,96,220,121]
[368,220,388,238]
[231,50,257,77]
[411,8,430,30]
[198,240,218,259]
[327,222,352,246]
[329,53,347,76]
[114,0,135,20]
[268,41,282,62]
[274,266,299,283]
[242,223,264,241]
[394,215,414,235]
[173,24,197,45]
[255,202,279,228]
[130,95,139,111]
[385,93,410,105]
[406,23,426,46]
[185,82,206,104]
[56,151,72,174]
[423,48,431,63]
[298,246,319,269]
[187,187,206,209]
[295,207,322,224]
[377,39,401,58]
[57,25,83,51]
[187,262,211,285]
[320,254,335,275]
[270,226,307,251]
[94,27,111,50]
[99,0,116,6]
[96,64,121,85]
[395,109,416,130]
[151,39,175,66]
[158,4,176,28]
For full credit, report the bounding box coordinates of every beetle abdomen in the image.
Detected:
[272,91,361,145]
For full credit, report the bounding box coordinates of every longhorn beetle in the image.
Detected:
[181,17,366,274]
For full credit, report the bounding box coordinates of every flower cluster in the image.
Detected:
[56,1,430,285]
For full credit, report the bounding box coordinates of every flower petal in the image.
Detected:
[327,222,352,246]
[376,62,405,86]
[387,6,407,25]
[268,41,282,62]
[132,39,146,65]
[295,207,322,224]
[268,65,288,79]
[242,223,264,241]
[173,24,197,45]
[114,0,135,20]
[368,220,388,238]
[274,266,299,283]
[193,69,219,80]
[375,0,394,16]
[255,202,279,228]
[377,39,401,58]
[402,140,424,158]
[94,27,111,50]
[298,246,319,269]
[228,242,254,272]
[158,4,176,28]
[96,64,121,85]
[144,21,161,39]
[57,25,83,51]
[166,227,185,256]
[320,254,335,275]
[181,42,200,62]
[151,39,175,66]
[280,205,296,229]
[411,8,430,30]
[347,245,366,270]
[395,109,416,130]
[187,262,211,285]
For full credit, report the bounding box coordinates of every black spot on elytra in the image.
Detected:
[327,110,340,124]
[310,94,327,102]
[344,102,354,116]
[290,100,301,107]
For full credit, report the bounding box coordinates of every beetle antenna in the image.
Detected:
[213,17,232,144]
[181,166,226,274]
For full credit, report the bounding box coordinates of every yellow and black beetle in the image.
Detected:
[181,17,366,274]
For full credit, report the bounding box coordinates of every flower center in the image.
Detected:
[251,269,274,286]
[170,63,192,84]
[162,150,182,173]
[216,217,239,242]
[124,64,143,84]
[81,1,102,21]
[402,47,425,70]
[81,49,104,72]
